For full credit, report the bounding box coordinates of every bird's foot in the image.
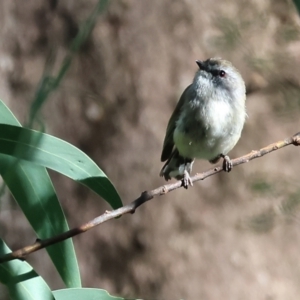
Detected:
[182,170,193,189]
[221,154,232,172]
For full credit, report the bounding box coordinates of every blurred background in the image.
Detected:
[1,0,300,299]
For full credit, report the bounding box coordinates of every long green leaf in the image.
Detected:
[292,0,300,15]
[0,239,55,300]
[28,0,110,127]
[0,158,81,288]
[0,123,122,209]
[53,288,127,300]
[0,100,81,288]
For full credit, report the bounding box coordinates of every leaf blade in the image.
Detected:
[0,157,81,288]
[0,99,81,287]
[53,288,127,300]
[0,123,122,209]
[0,239,55,300]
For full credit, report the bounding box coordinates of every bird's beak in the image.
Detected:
[196,60,204,69]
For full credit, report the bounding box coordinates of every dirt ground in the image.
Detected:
[1,0,300,299]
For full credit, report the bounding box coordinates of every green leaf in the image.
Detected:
[292,0,300,15]
[0,159,81,288]
[53,288,127,300]
[0,239,55,300]
[0,123,122,209]
[0,100,81,288]
[28,0,110,128]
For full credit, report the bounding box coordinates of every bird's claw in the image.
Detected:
[182,170,193,189]
[222,155,232,172]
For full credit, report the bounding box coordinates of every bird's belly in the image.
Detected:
[173,130,217,159]
[173,125,240,160]
[174,99,244,160]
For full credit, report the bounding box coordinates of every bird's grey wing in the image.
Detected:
[161,84,192,162]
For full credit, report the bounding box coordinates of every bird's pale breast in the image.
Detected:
[174,99,243,160]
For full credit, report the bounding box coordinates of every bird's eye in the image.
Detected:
[219,70,226,77]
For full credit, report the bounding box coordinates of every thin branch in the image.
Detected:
[1,132,299,263]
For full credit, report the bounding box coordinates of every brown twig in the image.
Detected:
[1,132,299,263]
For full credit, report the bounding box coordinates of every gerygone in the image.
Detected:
[160,58,246,188]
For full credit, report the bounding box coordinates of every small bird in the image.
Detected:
[160,58,246,188]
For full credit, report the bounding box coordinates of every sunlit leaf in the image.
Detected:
[0,100,81,287]
[0,123,122,209]
[53,288,128,300]
[0,239,55,300]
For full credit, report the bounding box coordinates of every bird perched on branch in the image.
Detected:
[160,58,246,188]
